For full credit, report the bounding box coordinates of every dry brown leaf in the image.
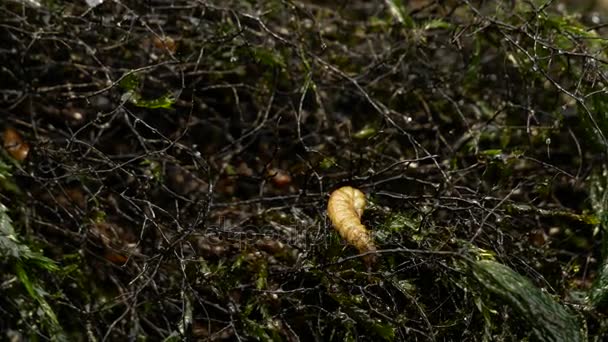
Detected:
[3,127,30,162]
[268,168,292,187]
[152,35,177,53]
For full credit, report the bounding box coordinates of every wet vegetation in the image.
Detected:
[3,0,608,340]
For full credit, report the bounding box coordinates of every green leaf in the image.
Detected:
[118,71,176,109]
[588,169,608,307]
[0,158,20,194]
[319,157,336,170]
[385,0,414,28]
[131,92,176,109]
[0,202,58,272]
[353,125,377,140]
[423,19,451,30]
[119,73,140,91]
[256,262,268,290]
[0,202,29,259]
[473,260,586,342]
[15,262,65,338]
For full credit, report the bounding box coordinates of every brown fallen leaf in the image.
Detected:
[152,35,177,53]
[3,127,30,162]
[268,168,292,188]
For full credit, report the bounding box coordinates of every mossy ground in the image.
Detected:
[1,0,608,340]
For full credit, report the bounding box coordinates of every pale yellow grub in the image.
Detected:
[327,186,377,265]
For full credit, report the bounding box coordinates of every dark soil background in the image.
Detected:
[2,0,608,341]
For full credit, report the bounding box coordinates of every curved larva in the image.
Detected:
[327,186,377,265]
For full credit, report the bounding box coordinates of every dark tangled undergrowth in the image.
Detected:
[2,0,608,340]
